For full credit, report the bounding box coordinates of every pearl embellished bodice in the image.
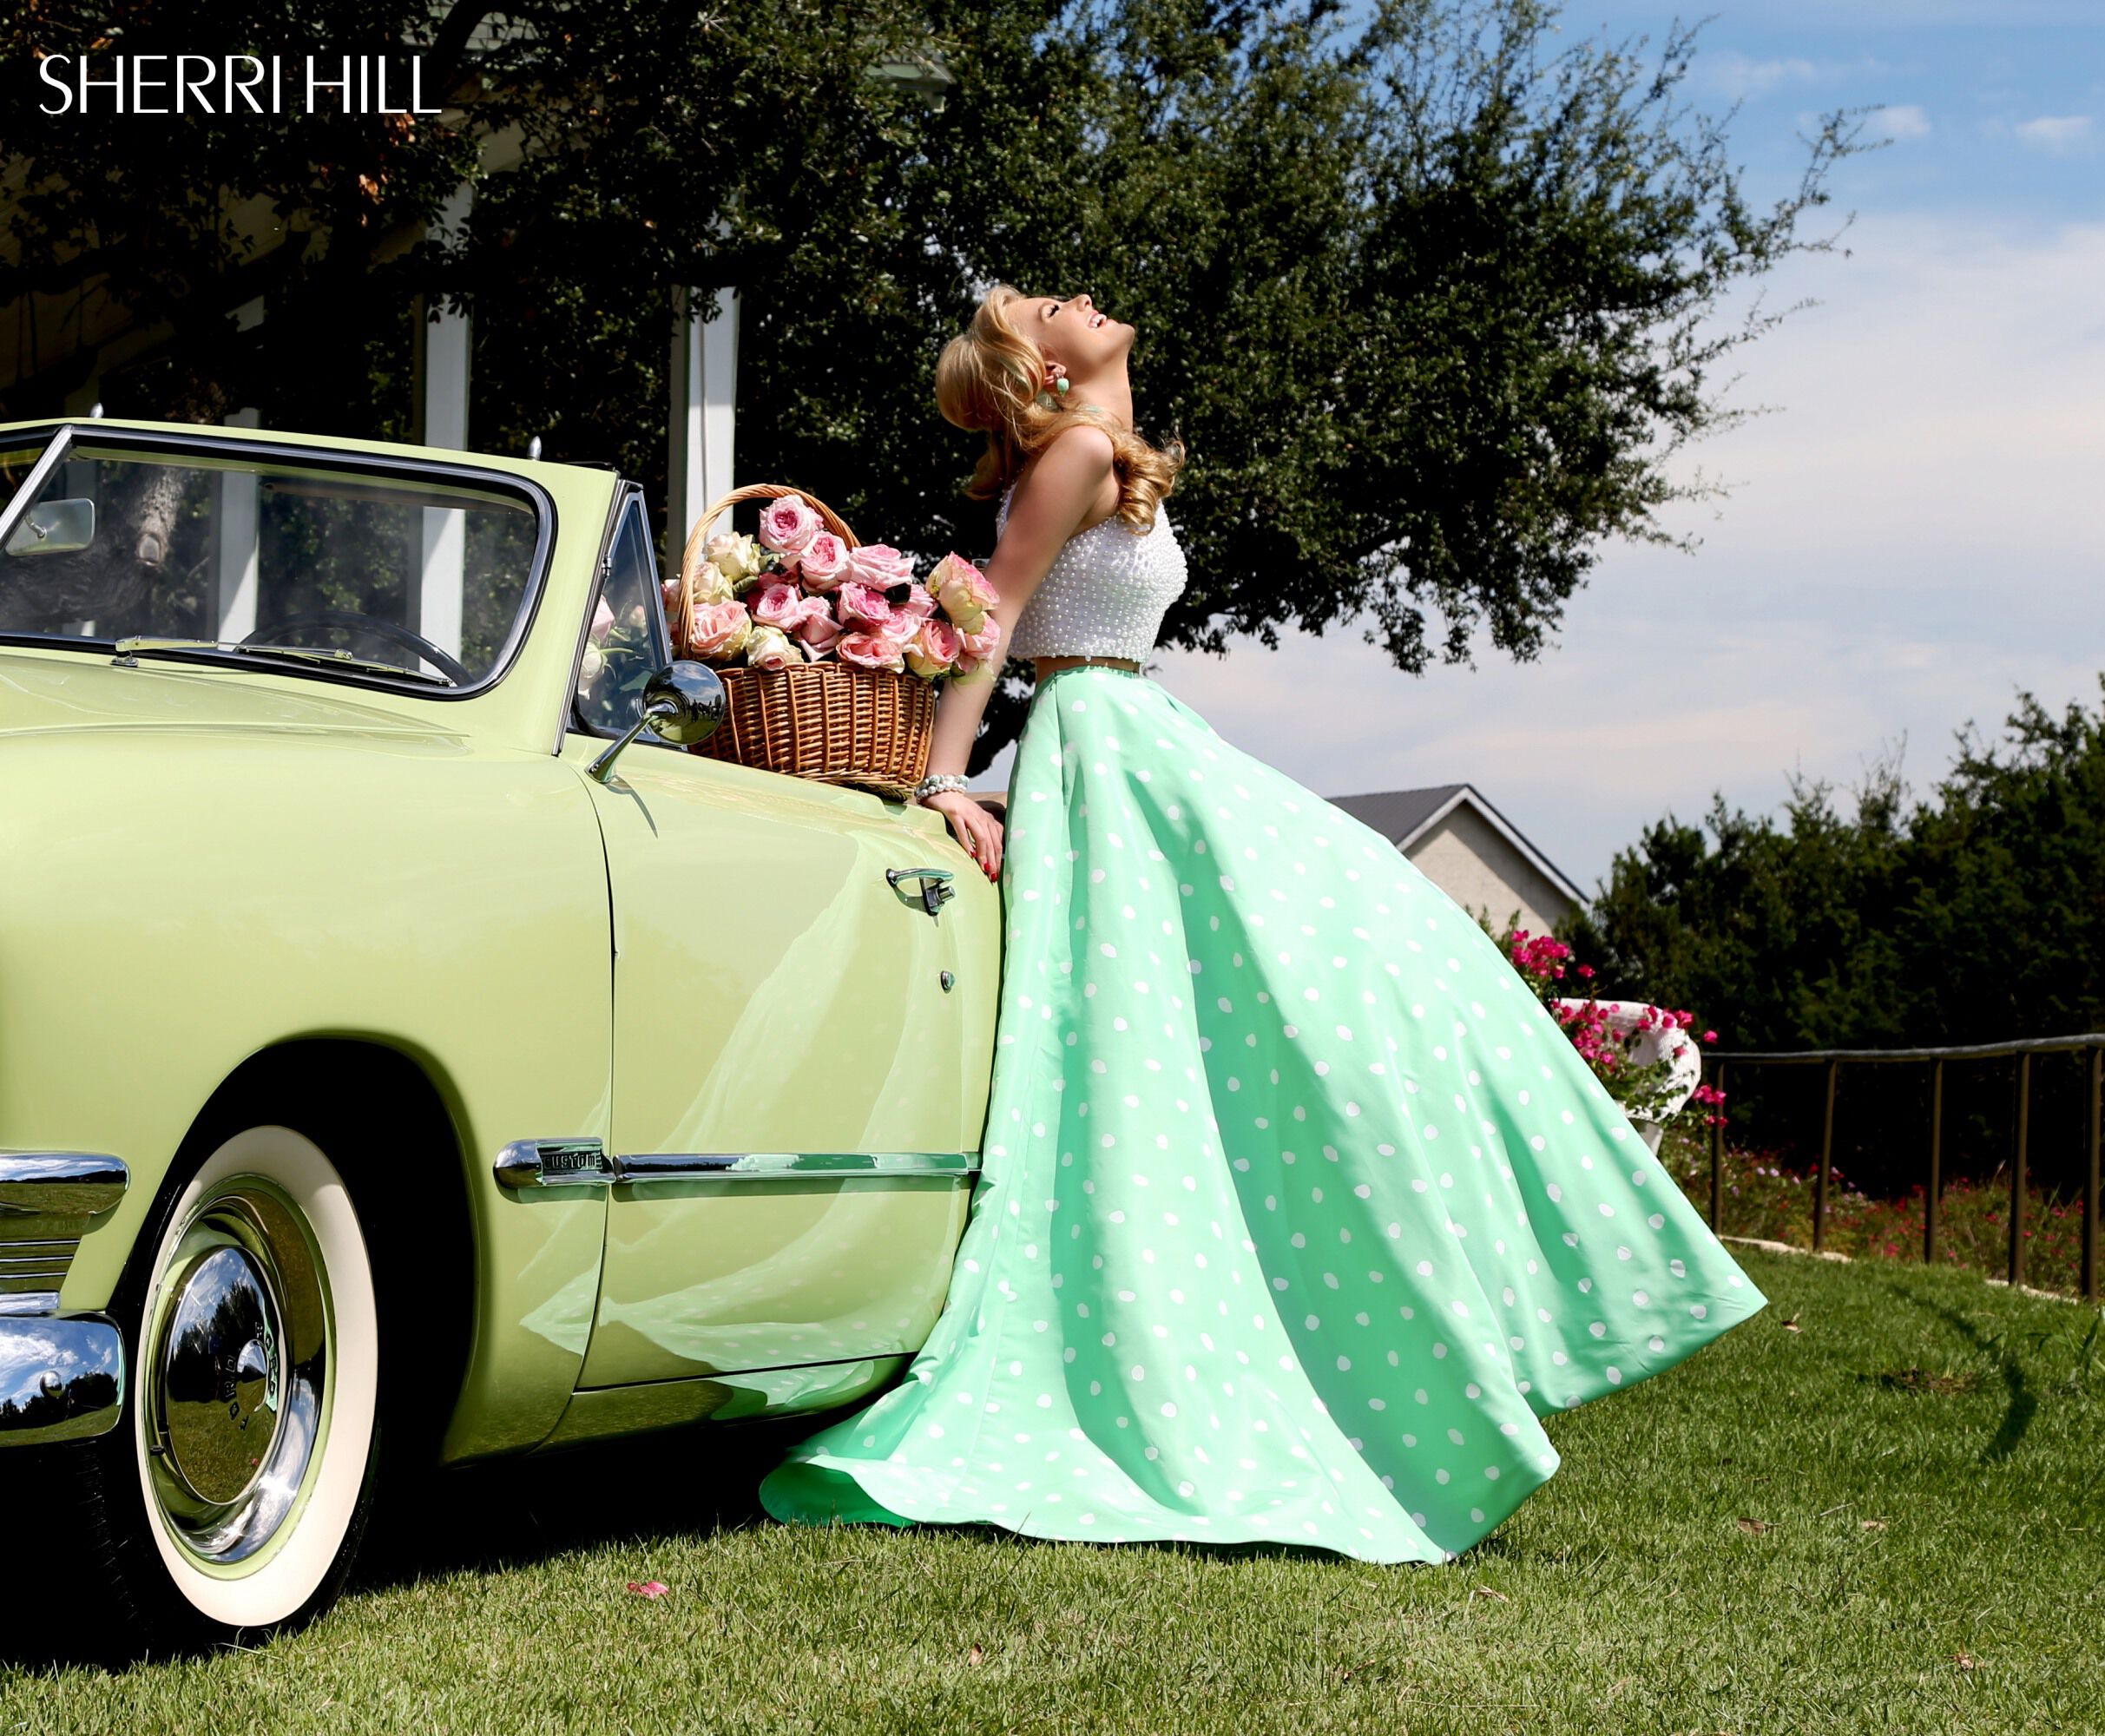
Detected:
[997,481,1189,663]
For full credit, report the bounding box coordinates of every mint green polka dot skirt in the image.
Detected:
[760,666,1766,1562]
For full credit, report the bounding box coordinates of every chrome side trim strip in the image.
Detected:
[0,1311,125,1448]
[616,1151,980,1184]
[492,1141,979,1189]
[493,1139,614,1189]
[0,1152,130,1220]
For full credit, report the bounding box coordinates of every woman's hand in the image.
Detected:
[924,789,1004,880]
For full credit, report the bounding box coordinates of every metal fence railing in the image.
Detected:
[1703,1033,2104,1302]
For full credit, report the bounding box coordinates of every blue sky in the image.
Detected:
[989,0,2105,897]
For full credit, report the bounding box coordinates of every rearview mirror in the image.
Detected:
[638,661,727,746]
[587,660,727,782]
[4,497,95,558]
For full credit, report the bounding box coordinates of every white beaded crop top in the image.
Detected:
[996,479,1190,663]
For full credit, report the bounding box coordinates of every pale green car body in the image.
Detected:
[0,417,999,1468]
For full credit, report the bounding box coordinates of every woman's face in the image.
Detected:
[1028,291,1132,375]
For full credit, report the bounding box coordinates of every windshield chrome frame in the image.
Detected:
[0,424,77,556]
[556,481,679,756]
[0,422,559,704]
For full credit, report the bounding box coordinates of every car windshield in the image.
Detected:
[0,433,545,691]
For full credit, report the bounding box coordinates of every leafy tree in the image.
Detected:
[1569,681,2105,1196]
[743,0,1865,762]
[3,1,1860,763]
[1565,755,1910,1052]
[1574,687,2105,1054]
[1899,686,2105,1044]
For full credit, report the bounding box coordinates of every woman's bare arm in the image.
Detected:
[921,423,1119,878]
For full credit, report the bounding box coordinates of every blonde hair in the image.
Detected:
[934,283,1184,532]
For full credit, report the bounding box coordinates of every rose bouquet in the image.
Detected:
[669,492,999,682]
[668,483,987,799]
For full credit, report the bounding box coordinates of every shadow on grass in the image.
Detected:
[4,1414,1369,1677]
[0,1418,806,1675]
[356,1416,801,1588]
[1874,1278,2037,1463]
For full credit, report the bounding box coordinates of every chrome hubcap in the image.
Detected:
[161,1245,283,1506]
[145,1182,329,1566]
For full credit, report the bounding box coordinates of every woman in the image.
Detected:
[757,285,1765,1562]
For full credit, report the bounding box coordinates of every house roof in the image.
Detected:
[1327,784,1468,846]
[1327,783,1586,909]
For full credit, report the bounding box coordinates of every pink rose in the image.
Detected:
[745,623,799,672]
[895,583,937,621]
[687,599,753,661]
[590,596,616,645]
[660,578,683,624]
[876,609,924,648]
[905,617,962,679]
[787,591,832,628]
[796,606,841,655]
[838,580,897,631]
[930,552,997,634]
[757,495,823,556]
[837,630,905,673]
[753,581,808,631]
[847,542,913,589]
[798,532,852,591]
[955,617,1003,674]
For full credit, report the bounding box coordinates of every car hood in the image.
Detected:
[0,648,460,743]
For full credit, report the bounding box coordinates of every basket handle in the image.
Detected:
[673,484,861,659]
[681,483,859,585]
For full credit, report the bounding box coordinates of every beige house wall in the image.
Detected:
[1404,806,1577,937]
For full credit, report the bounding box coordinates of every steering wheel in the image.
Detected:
[242,612,475,685]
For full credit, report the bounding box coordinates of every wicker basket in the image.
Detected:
[674,483,936,802]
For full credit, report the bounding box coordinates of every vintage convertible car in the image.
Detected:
[0,417,998,1644]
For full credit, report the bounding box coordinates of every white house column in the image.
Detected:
[667,285,739,554]
[413,182,473,661]
[213,298,267,642]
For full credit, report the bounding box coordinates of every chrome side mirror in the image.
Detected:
[587,661,726,783]
[4,497,95,557]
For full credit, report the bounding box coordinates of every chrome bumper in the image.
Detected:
[0,1309,125,1446]
[0,1151,130,1446]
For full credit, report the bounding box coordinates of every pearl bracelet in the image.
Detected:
[914,773,969,802]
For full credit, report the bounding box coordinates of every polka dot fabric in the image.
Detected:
[760,666,1766,1562]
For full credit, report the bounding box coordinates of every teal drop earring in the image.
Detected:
[1043,362,1069,397]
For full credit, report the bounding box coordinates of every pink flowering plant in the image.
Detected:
[1501,927,1726,1127]
[674,495,999,681]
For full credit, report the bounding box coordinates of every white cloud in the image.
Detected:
[1707,53,1822,99]
[2015,115,2094,152]
[1703,52,1886,101]
[1878,104,1931,140]
[984,216,2105,897]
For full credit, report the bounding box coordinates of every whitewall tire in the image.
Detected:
[91,1123,381,1643]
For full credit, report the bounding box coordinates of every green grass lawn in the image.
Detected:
[7,1249,2102,1735]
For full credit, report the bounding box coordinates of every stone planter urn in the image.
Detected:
[1549,997,1702,1153]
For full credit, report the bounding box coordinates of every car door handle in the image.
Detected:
[886,866,957,921]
